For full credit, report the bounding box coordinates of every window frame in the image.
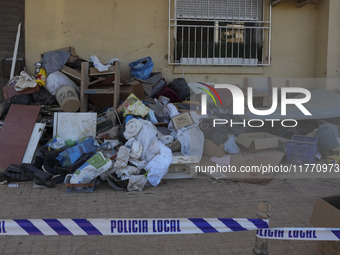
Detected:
[168,0,272,66]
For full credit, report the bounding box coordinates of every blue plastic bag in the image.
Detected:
[56,137,97,167]
[129,57,154,80]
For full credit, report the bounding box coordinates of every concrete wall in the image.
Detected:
[25,0,321,88]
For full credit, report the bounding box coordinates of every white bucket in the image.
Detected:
[55,85,80,112]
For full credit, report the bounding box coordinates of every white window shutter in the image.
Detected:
[176,0,263,21]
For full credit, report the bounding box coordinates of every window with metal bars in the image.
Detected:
[168,0,271,66]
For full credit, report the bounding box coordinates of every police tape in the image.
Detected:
[0,218,268,236]
[256,227,340,241]
[0,218,339,241]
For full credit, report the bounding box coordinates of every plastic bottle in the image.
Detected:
[36,67,47,86]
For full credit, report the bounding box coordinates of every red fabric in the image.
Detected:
[153,86,182,103]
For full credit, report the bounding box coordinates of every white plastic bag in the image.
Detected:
[177,125,204,161]
[145,141,173,186]
[224,135,240,154]
[45,71,79,95]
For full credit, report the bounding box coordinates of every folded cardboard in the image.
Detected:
[310,195,340,255]
[236,132,278,152]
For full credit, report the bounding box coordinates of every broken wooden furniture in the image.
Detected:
[77,61,120,112]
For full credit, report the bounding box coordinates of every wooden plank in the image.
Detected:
[61,65,81,80]
[271,0,285,6]
[0,105,41,171]
[113,61,121,110]
[80,62,89,112]
[3,85,40,99]
[88,77,106,86]
[297,0,315,8]
[84,89,114,94]
[22,123,46,164]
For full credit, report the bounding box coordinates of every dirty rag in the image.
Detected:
[14,71,37,91]
[116,165,139,180]
[127,175,148,192]
[114,146,131,169]
[124,118,143,139]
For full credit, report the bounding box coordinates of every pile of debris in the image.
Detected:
[1,46,340,191]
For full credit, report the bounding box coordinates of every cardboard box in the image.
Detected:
[310,195,340,255]
[120,81,145,101]
[43,46,81,63]
[327,155,340,164]
[136,72,162,96]
[236,132,278,152]
[171,112,193,130]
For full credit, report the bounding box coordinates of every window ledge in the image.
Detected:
[173,66,264,75]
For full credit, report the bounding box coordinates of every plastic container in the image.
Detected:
[286,135,318,164]
[316,127,339,155]
[36,67,47,86]
[65,175,96,193]
[55,85,80,112]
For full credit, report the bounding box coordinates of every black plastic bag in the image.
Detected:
[168,78,190,101]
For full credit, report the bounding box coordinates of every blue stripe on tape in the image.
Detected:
[218,218,247,231]
[331,230,340,240]
[14,219,44,235]
[248,219,269,229]
[188,218,218,233]
[72,219,102,235]
[43,219,73,235]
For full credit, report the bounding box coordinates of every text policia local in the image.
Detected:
[201,85,312,128]
[111,220,181,234]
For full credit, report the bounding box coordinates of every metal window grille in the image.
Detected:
[168,0,271,66]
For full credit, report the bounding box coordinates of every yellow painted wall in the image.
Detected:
[315,0,329,78]
[26,0,320,88]
[326,0,340,90]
